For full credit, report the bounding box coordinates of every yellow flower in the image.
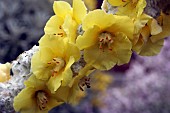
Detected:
[83,0,97,10]
[150,13,170,42]
[13,75,63,113]
[31,35,80,93]
[76,10,133,70]
[0,62,11,82]
[132,13,167,56]
[108,0,146,18]
[54,64,95,105]
[45,0,87,43]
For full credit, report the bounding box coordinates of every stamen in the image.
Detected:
[79,86,84,91]
[109,48,112,51]
[56,62,60,64]
[100,38,104,42]
[78,77,91,91]
[58,33,64,37]
[59,26,62,29]
[52,71,58,77]
[98,32,114,51]
[47,62,51,64]
[48,57,65,77]
[36,91,48,111]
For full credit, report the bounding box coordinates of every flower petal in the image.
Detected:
[64,42,80,62]
[62,15,78,43]
[105,15,134,41]
[132,35,144,54]
[24,74,47,89]
[117,4,136,18]
[53,1,72,18]
[47,97,63,110]
[47,72,63,93]
[39,47,56,63]
[61,56,74,86]
[84,44,117,70]
[111,32,132,65]
[136,0,146,17]
[139,38,164,56]
[141,25,150,42]
[73,0,87,24]
[82,10,115,31]
[76,25,100,50]
[55,85,80,104]
[39,35,65,58]
[133,14,151,45]
[148,18,162,35]
[134,14,151,35]
[13,88,37,113]
[44,15,64,35]
[54,86,70,102]
[150,14,170,42]
[31,51,52,80]
[108,0,129,6]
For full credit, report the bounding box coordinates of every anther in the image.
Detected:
[59,26,62,29]
[48,57,65,77]
[109,48,112,51]
[98,32,113,51]
[100,39,104,42]
[58,33,64,37]
[99,46,103,49]
[79,86,84,91]
[36,91,48,111]
[47,62,51,64]
[52,71,58,77]
[78,77,91,91]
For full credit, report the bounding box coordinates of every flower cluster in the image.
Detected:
[107,0,170,56]
[13,0,170,113]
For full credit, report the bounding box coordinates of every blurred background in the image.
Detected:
[1,0,170,113]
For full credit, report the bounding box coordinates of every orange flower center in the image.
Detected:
[36,91,48,111]
[47,57,65,76]
[98,32,114,51]
[53,26,66,37]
